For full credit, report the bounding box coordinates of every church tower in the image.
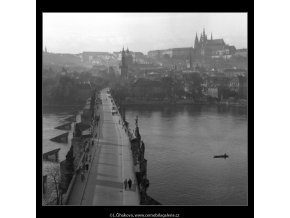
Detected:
[120,47,128,80]
[203,28,207,41]
[200,28,207,56]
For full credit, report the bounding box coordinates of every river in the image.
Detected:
[124,104,247,205]
[42,106,83,204]
[43,104,247,205]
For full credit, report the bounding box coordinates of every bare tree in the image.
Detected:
[46,163,61,205]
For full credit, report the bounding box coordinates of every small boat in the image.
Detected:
[214,153,229,158]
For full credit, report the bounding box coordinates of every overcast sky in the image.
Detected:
[43,13,247,54]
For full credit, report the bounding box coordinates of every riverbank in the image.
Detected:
[42,105,85,115]
[122,100,247,108]
[42,104,85,108]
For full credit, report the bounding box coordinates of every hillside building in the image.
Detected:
[148,29,236,61]
[194,29,236,58]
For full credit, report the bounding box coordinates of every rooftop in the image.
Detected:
[206,39,225,46]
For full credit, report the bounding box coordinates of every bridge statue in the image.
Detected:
[135,115,138,127]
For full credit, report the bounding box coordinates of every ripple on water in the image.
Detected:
[126,104,247,205]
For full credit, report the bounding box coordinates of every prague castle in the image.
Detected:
[194,29,236,57]
[148,29,236,60]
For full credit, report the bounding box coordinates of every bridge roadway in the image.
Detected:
[67,88,140,205]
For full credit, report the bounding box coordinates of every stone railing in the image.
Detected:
[62,140,89,205]
[62,95,100,205]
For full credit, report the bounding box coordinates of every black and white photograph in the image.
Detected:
[6,0,290,217]
[41,13,248,206]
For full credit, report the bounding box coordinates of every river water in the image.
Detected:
[43,104,247,205]
[42,106,83,204]
[124,104,247,205]
[42,106,82,162]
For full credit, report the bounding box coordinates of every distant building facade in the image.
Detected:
[194,29,236,58]
[114,50,147,63]
[148,28,236,60]
[79,52,115,63]
[234,49,247,58]
[223,68,247,77]
[148,47,193,60]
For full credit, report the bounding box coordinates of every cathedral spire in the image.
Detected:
[194,32,199,48]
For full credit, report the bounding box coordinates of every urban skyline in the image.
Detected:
[43,13,247,54]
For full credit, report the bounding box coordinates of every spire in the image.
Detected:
[211,32,213,40]
[203,28,207,41]
[194,32,199,48]
[135,115,138,127]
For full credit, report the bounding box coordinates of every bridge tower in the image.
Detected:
[120,47,128,81]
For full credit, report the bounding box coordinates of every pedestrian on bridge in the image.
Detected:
[81,170,85,182]
[128,179,132,190]
[124,179,128,190]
